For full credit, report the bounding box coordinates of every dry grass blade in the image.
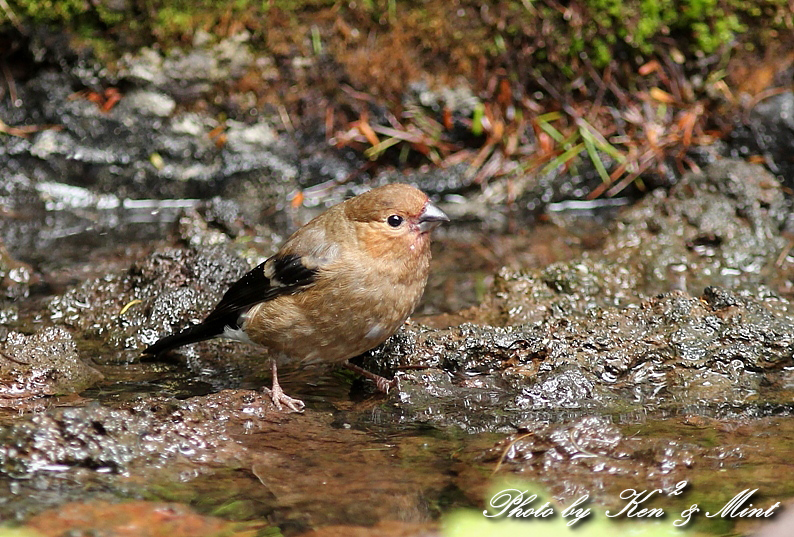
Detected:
[491,432,535,476]
[0,119,62,138]
[0,0,23,32]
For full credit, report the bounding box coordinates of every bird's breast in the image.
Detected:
[242,262,427,366]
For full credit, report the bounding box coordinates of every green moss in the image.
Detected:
[8,0,125,26]
[0,528,44,537]
[500,0,787,66]
[0,0,791,94]
[11,0,86,21]
[153,6,198,39]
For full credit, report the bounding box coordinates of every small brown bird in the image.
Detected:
[144,184,448,411]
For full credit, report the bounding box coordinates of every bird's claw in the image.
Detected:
[264,385,305,412]
[343,361,398,394]
[375,376,398,394]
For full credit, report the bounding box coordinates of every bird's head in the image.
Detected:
[344,183,449,260]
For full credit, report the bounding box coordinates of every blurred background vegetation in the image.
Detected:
[1,0,793,196]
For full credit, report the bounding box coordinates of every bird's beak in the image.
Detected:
[418,201,449,233]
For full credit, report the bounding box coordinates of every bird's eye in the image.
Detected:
[387,215,404,228]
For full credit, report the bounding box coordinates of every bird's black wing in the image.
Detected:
[144,253,318,357]
[203,253,318,325]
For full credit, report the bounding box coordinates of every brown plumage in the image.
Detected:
[144,184,448,411]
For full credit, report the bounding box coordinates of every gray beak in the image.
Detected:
[418,201,449,233]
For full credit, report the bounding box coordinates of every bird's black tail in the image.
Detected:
[143,320,226,358]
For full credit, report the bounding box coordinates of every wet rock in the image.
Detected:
[23,500,258,537]
[0,327,103,401]
[485,416,702,498]
[224,120,278,153]
[0,389,478,530]
[516,365,608,410]
[0,390,277,479]
[119,33,255,95]
[0,306,19,331]
[114,89,176,117]
[0,389,286,520]
[48,245,249,363]
[732,91,794,189]
[0,241,36,300]
[360,288,794,431]
[0,404,152,477]
[601,159,789,297]
[377,162,476,203]
[120,47,169,86]
[489,159,792,327]
[175,197,282,261]
[0,65,302,206]
[488,260,640,326]
[0,174,47,263]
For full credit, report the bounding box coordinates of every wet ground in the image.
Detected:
[2,159,794,536]
[1,39,794,537]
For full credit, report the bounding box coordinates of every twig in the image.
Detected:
[0,0,23,33]
[0,57,17,105]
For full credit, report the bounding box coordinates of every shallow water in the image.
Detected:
[2,187,793,537]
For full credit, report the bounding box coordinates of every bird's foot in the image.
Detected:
[374,375,398,394]
[264,384,305,412]
[343,362,398,394]
[265,358,305,412]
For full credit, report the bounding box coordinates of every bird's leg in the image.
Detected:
[264,358,305,412]
[343,362,398,393]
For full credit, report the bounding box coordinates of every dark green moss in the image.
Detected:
[9,0,125,26]
[4,0,790,65]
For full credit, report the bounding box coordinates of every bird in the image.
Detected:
[143,183,449,411]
